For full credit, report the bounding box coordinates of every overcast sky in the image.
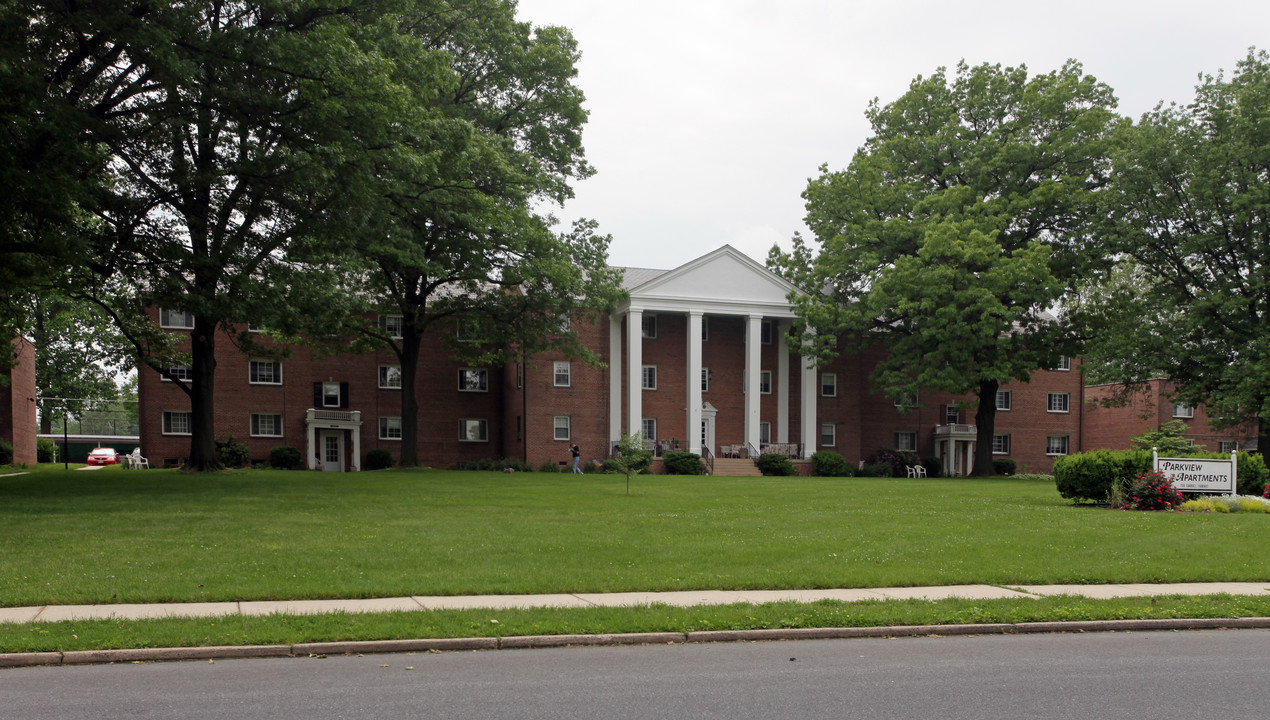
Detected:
[512,0,1269,270]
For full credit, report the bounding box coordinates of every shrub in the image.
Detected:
[1264,482,1270,500]
[1123,472,1184,511]
[216,436,250,468]
[364,448,394,471]
[0,440,13,465]
[538,460,562,473]
[601,458,625,474]
[810,450,852,477]
[1234,451,1269,496]
[37,437,58,463]
[756,453,796,476]
[1053,449,1153,503]
[920,456,942,477]
[866,448,919,478]
[992,458,1017,476]
[662,451,704,475]
[269,445,303,470]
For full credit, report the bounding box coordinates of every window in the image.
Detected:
[1046,436,1069,456]
[458,368,488,392]
[894,391,918,408]
[821,373,837,397]
[1047,393,1070,413]
[160,308,194,329]
[249,360,282,385]
[250,413,283,437]
[557,314,571,334]
[379,416,402,440]
[944,405,959,424]
[554,416,571,441]
[759,421,771,445]
[701,317,709,341]
[554,361,571,387]
[1173,403,1194,419]
[895,431,916,451]
[247,323,265,333]
[996,390,1012,411]
[162,410,191,435]
[516,363,523,390]
[1053,356,1072,371]
[992,434,1011,455]
[701,368,710,392]
[820,423,835,447]
[458,418,488,442]
[379,365,402,389]
[1219,441,1238,453]
[162,365,192,382]
[322,382,342,408]
[380,314,403,339]
[759,370,772,394]
[642,365,657,390]
[641,314,657,339]
[760,320,773,344]
[642,418,657,441]
[456,318,480,343]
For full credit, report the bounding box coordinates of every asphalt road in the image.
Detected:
[4,630,1269,719]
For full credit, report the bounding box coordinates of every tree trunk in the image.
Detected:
[397,322,423,468]
[972,378,999,477]
[184,315,223,472]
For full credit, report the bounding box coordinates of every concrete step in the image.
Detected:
[711,458,763,476]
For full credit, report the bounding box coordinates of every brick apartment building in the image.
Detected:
[1,337,38,465]
[1082,380,1259,454]
[137,245,1103,474]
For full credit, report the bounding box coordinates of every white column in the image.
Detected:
[627,308,643,439]
[686,311,703,455]
[306,412,317,470]
[351,415,362,472]
[609,313,623,445]
[800,334,818,457]
[776,319,790,444]
[744,314,762,452]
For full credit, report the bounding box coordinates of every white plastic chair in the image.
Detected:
[130,448,150,470]
[913,465,927,478]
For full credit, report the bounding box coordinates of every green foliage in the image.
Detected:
[921,456,943,477]
[756,453,797,476]
[612,433,653,494]
[1185,496,1270,513]
[0,440,13,465]
[215,436,250,468]
[661,452,704,475]
[992,458,1017,476]
[810,450,853,477]
[269,446,303,471]
[1053,449,1153,502]
[1123,472,1184,511]
[1235,452,1269,496]
[866,448,919,478]
[364,449,395,471]
[600,458,625,474]
[1130,420,1200,456]
[859,462,893,478]
[36,437,57,463]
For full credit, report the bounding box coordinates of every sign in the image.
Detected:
[1154,453,1236,494]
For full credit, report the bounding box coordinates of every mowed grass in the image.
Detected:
[1,466,1268,608]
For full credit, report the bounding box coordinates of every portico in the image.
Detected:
[608,246,818,459]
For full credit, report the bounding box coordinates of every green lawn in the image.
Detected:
[2,466,1267,608]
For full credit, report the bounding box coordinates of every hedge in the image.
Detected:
[1054,448,1268,502]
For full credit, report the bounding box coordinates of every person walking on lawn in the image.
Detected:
[571,443,582,473]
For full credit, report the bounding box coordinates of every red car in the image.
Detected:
[86,448,119,466]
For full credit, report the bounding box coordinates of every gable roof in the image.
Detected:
[616,245,803,318]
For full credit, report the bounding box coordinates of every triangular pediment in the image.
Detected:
[626,246,801,313]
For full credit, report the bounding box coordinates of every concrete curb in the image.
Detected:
[5,617,1270,669]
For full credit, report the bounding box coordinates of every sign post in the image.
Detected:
[1153,447,1237,496]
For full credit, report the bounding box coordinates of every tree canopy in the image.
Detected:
[770,60,1122,474]
[1083,48,1270,455]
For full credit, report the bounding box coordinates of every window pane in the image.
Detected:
[759,370,771,394]
[554,416,570,441]
[821,373,836,397]
[379,365,402,388]
[641,314,657,338]
[820,423,834,447]
[642,366,656,390]
[554,361,571,387]
[996,390,1011,410]
[459,369,488,392]
[641,418,656,440]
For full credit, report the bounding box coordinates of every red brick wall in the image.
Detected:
[1,337,38,465]
[523,314,611,468]
[1082,380,1256,453]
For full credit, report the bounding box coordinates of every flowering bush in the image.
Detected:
[1264,482,1270,500]
[1123,472,1184,511]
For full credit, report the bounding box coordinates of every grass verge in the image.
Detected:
[4,594,1270,654]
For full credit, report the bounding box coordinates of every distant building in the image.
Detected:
[137,246,1088,474]
[1,337,38,465]
[1083,380,1258,454]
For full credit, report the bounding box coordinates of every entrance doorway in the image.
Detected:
[318,429,344,472]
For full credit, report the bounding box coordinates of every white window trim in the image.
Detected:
[701,317,709,341]
[759,421,771,445]
[458,368,489,393]
[760,320,773,345]
[249,360,282,385]
[378,365,402,390]
[1053,356,1072,371]
[1047,392,1070,414]
[379,416,402,441]
[759,370,772,395]
[821,373,837,398]
[701,367,710,393]
[322,382,341,408]
[162,410,192,436]
[895,431,916,452]
[641,314,657,339]
[1046,436,1069,456]
[250,413,283,438]
[642,365,657,390]
[820,423,835,447]
[458,418,488,442]
[380,314,404,340]
[992,434,1010,455]
[161,365,193,382]
[642,418,657,442]
[554,361,571,388]
[554,415,571,441]
[1172,404,1194,419]
[159,309,194,329]
[996,390,1012,411]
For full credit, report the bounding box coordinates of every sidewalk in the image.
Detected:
[4,582,1269,625]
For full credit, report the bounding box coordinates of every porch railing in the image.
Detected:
[701,444,714,475]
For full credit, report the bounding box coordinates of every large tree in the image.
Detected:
[18,1,442,470]
[1083,49,1270,455]
[770,60,1121,474]
[341,0,623,467]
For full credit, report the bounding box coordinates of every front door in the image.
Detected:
[319,430,344,472]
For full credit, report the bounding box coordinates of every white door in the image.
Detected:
[320,430,344,472]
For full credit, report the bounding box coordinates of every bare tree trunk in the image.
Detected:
[972,378,998,477]
[185,315,222,472]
